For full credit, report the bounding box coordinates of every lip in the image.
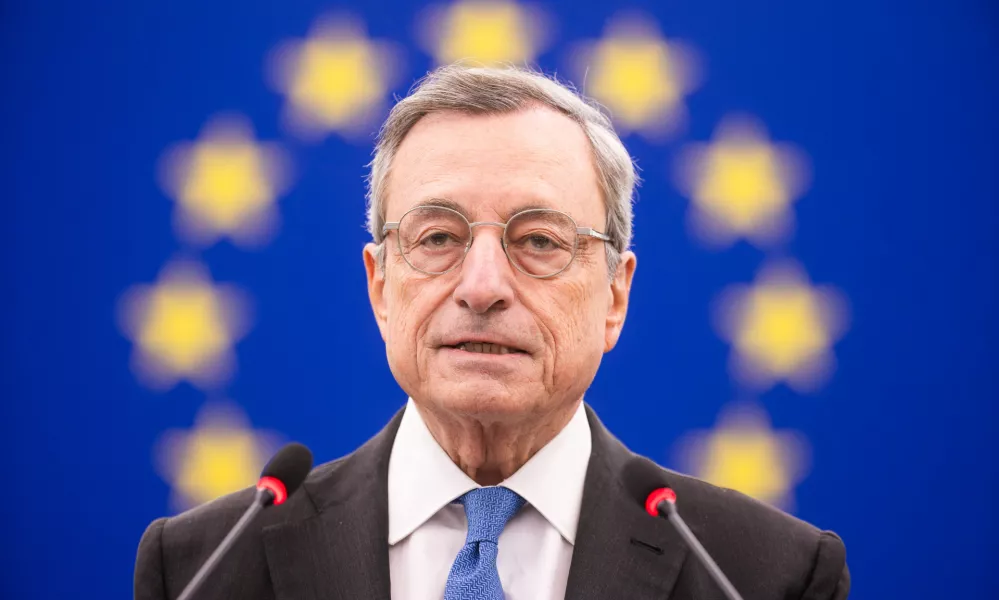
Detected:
[438,334,531,355]
[439,346,530,357]
[438,347,531,366]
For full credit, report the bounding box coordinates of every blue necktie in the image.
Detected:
[443,486,526,600]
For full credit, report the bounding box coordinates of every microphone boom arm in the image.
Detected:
[660,500,744,600]
[176,487,272,600]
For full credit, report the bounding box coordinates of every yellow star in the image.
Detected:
[714,261,848,392]
[158,115,291,247]
[420,0,548,65]
[675,403,809,509]
[117,260,252,391]
[268,15,400,140]
[573,14,700,138]
[675,115,809,247]
[156,402,280,510]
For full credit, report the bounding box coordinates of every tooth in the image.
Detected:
[454,342,520,354]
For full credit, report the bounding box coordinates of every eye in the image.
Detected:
[513,230,567,252]
[425,232,451,246]
[526,234,559,250]
[417,229,464,250]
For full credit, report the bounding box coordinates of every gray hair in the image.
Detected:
[366,64,637,277]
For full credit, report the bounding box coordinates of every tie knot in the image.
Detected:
[458,486,525,544]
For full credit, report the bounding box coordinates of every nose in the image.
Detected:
[452,229,515,314]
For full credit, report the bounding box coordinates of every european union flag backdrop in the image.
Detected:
[2,0,996,597]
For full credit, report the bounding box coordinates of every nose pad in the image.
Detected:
[463,229,512,273]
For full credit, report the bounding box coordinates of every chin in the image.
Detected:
[426,380,540,419]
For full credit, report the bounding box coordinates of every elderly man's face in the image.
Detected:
[364,107,635,421]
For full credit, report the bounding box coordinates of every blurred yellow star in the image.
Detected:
[421,0,548,65]
[675,115,809,247]
[714,261,848,392]
[117,261,252,391]
[268,15,399,139]
[573,14,700,138]
[675,403,809,509]
[159,115,291,247]
[156,402,280,510]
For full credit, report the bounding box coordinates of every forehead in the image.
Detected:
[384,107,604,223]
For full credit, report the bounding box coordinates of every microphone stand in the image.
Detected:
[176,487,273,600]
[659,499,744,600]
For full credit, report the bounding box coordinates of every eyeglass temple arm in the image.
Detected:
[578,227,611,242]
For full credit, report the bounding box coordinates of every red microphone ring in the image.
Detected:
[644,487,677,516]
[257,476,288,505]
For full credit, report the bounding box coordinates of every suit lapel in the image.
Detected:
[262,408,404,600]
[565,405,689,599]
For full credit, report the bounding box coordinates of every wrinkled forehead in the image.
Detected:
[383,107,605,226]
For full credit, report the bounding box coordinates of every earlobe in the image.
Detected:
[363,243,389,341]
[604,251,637,352]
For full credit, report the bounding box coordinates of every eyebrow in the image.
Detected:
[412,197,562,222]
[416,197,467,217]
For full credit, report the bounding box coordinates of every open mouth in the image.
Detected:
[445,342,528,355]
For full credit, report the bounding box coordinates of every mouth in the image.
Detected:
[443,341,529,356]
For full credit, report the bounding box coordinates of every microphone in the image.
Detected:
[176,442,314,600]
[623,457,745,600]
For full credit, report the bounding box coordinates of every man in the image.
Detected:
[135,65,849,599]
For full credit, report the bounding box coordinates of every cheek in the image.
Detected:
[535,277,607,359]
[386,271,446,349]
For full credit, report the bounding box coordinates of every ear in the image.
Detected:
[604,250,637,352]
[364,242,389,341]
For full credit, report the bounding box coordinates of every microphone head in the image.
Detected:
[622,456,676,517]
[257,442,314,506]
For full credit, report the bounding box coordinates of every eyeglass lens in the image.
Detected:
[396,206,577,277]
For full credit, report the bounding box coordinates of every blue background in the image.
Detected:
[2,0,996,598]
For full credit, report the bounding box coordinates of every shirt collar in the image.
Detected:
[500,400,591,544]
[387,398,592,546]
[387,399,478,546]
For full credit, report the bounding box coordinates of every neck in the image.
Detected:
[415,398,581,485]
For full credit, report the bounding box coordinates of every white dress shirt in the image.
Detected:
[387,398,592,600]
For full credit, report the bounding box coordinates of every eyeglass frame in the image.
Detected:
[381,205,612,279]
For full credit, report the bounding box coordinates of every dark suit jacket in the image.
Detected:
[135,405,849,599]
